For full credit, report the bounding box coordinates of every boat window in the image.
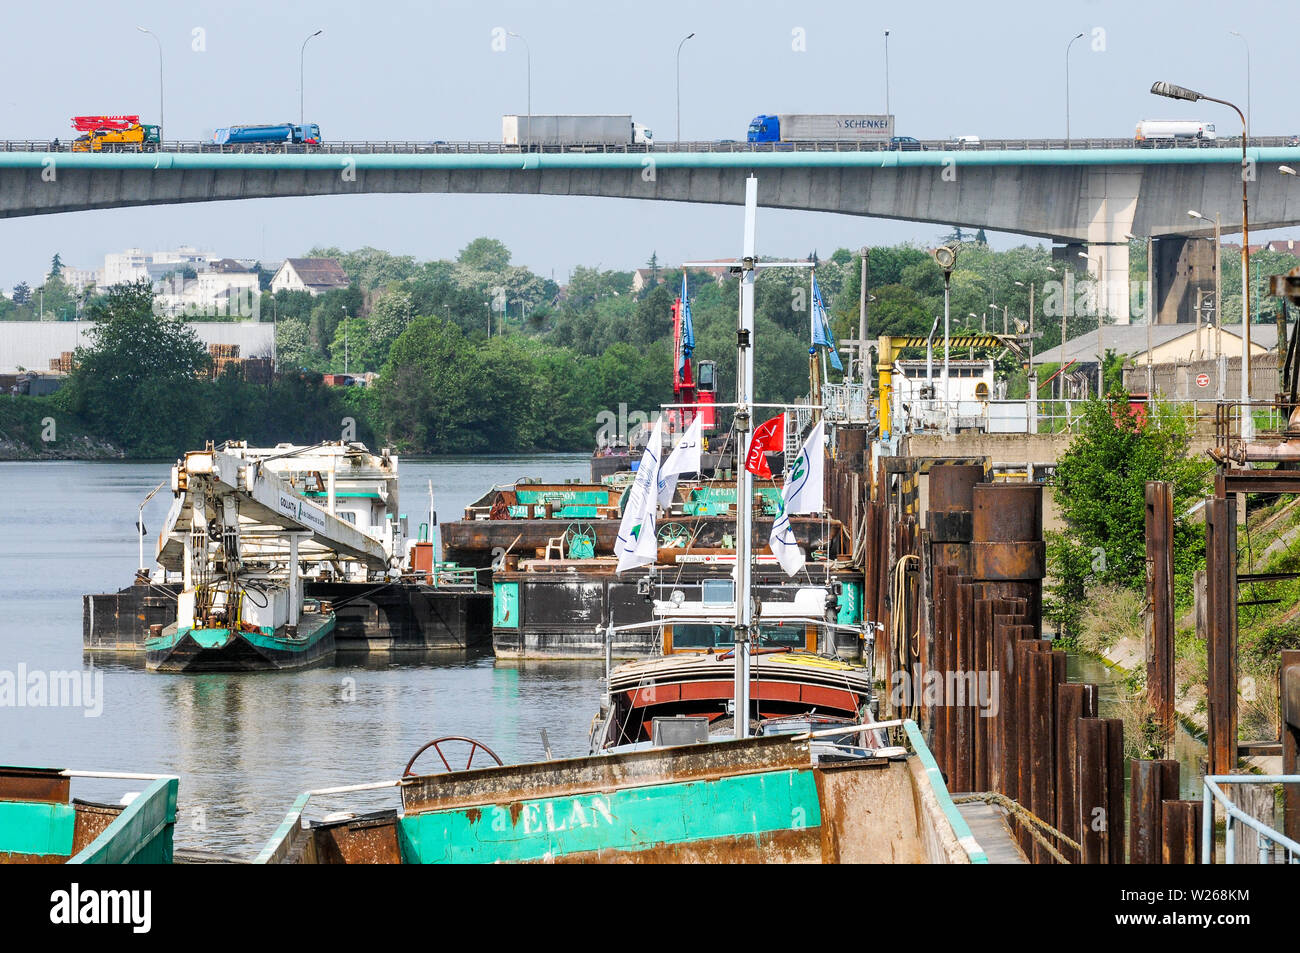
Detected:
[757,624,805,646]
[701,579,734,605]
[671,622,806,649]
[672,623,732,649]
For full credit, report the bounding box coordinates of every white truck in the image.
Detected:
[502,114,653,146]
[1135,119,1217,143]
[747,113,894,143]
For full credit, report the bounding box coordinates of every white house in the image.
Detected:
[270,258,350,295]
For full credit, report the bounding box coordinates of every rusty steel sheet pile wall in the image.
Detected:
[1144,482,1177,755]
[869,464,1165,863]
[1205,497,1239,778]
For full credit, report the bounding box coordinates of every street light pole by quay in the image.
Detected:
[1152,80,1253,440]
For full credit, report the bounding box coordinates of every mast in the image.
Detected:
[734,176,758,739]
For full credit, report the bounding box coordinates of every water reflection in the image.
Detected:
[2,456,601,857]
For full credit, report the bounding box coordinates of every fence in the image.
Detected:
[4,136,1295,156]
[1202,775,1300,863]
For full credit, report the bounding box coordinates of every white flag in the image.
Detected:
[615,417,665,573]
[656,414,703,510]
[768,421,825,577]
[768,509,805,576]
[783,421,824,515]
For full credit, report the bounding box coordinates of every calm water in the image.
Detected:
[0,454,604,857]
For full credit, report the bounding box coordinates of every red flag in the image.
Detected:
[744,414,784,479]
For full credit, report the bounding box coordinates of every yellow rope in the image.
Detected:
[952,791,1080,864]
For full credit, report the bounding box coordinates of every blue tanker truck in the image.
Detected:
[212,123,322,145]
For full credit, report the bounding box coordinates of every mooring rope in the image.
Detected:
[951,791,1080,864]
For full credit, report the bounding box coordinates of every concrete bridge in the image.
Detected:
[4,146,1299,321]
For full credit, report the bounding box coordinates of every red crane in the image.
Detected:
[71,115,141,132]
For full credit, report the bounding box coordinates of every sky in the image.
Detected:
[1,0,1297,290]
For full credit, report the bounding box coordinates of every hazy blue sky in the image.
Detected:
[1,0,1295,289]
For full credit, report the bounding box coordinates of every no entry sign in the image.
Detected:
[1196,373,1210,388]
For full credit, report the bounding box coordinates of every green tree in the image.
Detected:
[49,253,64,279]
[457,237,511,273]
[1045,395,1212,634]
[58,280,212,456]
[11,281,31,306]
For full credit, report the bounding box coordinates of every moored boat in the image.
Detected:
[145,442,395,673]
[0,766,178,864]
[255,725,986,864]
[145,597,336,673]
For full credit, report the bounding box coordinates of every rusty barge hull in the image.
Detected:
[83,581,491,652]
[259,729,978,865]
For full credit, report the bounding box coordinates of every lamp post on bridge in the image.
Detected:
[300,30,323,128]
[1065,32,1085,146]
[676,32,695,143]
[1152,80,1252,441]
[507,31,532,150]
[137,27,163,149]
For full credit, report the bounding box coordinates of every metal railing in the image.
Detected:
[822,382,872,423]
[1202,774,1300,863]
[3,136,1296,156]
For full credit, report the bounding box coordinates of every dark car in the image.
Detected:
[889,136,925,152]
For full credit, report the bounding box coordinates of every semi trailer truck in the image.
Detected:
[501,115,653,146]
[1135,119,1217,143]
[747,114,894,143]
[212,123,322,145]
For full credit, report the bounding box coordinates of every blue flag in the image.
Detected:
[679,272,694,376]
[811,275,843,372]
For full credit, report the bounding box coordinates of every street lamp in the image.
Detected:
[884,30,892,117]
[300,30,322,127]
[1079,250,1105,395]
[1229,31,1251,141]
[1066,32,1085,145]
[1152,80,1252,439]
[507,31,531,150]
[676,32,695,143]
[137,27,163,148]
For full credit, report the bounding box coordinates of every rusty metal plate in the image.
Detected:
[927,510,973,542]
[973,541,1046,581]
[972,484,1043,542]
[928,464,985,513]
[0,767,69,804]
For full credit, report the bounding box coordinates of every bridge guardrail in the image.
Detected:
[3,136,1295,155]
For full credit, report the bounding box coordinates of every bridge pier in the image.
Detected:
[1153,236,1217,325]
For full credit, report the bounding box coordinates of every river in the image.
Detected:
[0,455,603,857]
[0,457,1203,859]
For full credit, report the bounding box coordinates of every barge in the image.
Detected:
[0,766,178,864]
